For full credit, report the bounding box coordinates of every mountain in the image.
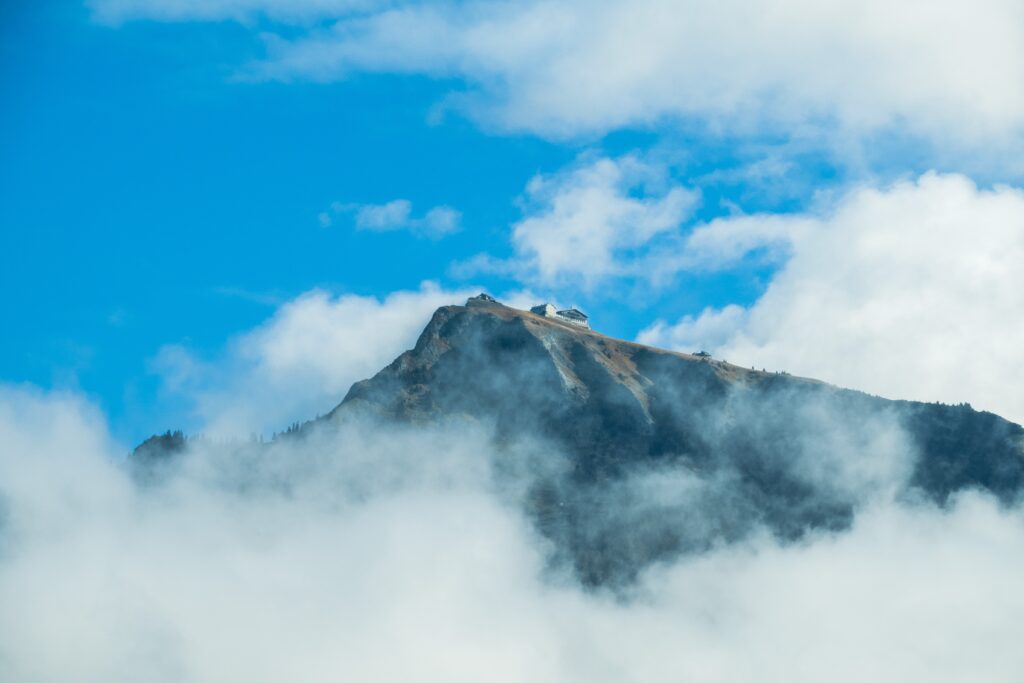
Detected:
[334,295,1023,495]
[325,295,1024,583]
[138,295,1024,586]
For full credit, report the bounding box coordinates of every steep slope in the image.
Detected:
[326,296,1024,584]
[334,295,1023,496]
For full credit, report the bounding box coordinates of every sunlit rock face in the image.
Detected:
[328,298,1024,585]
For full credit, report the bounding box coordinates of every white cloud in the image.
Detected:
[420,205,461,235]
[640,304,749,356]
[354,198,413,229]
[677,213,814,271]
[322,199,461,238]
[153,282,476,436]
[465,154,698,289]
[639,173,1024,424]
[2,385,1024,681]
[97,0,1024,167]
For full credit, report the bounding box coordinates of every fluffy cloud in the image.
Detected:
[153,282,476,436]
[461,155,697,289]
[640,173,1024,424]
[93,0,1024,166]
[2,385,1024,682]
[320,199,461,238]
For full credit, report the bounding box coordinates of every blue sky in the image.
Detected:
[1,3,560,436]
[4,0,1024,442]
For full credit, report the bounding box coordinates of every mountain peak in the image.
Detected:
[338,295,818,433]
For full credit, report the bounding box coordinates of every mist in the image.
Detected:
[2,384,1023,682]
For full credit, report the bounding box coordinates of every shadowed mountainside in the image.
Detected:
[326,296,1024,584]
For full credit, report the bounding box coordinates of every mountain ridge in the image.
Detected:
[330,295,1022,492]
[136,295,1024,585]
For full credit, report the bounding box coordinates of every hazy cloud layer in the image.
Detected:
[2,385,1024,682]
[640,173,1024,423]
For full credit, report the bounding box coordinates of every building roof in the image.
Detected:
[556,308,588,320]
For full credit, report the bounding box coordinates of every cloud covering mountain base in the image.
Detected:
[2,386,1023,682]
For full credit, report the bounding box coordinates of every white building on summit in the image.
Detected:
[530,303,590,329]
[530,303,557,317]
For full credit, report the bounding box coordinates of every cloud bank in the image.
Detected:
[2,385,1024,682]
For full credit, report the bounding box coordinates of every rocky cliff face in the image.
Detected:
[327,297,1024,584]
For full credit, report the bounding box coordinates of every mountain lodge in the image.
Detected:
[531,303,590,329]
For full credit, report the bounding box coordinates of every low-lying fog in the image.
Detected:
[2,386,1022,682]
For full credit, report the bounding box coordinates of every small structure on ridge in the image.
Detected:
[531,303,590,329]
[467,292,499,305]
